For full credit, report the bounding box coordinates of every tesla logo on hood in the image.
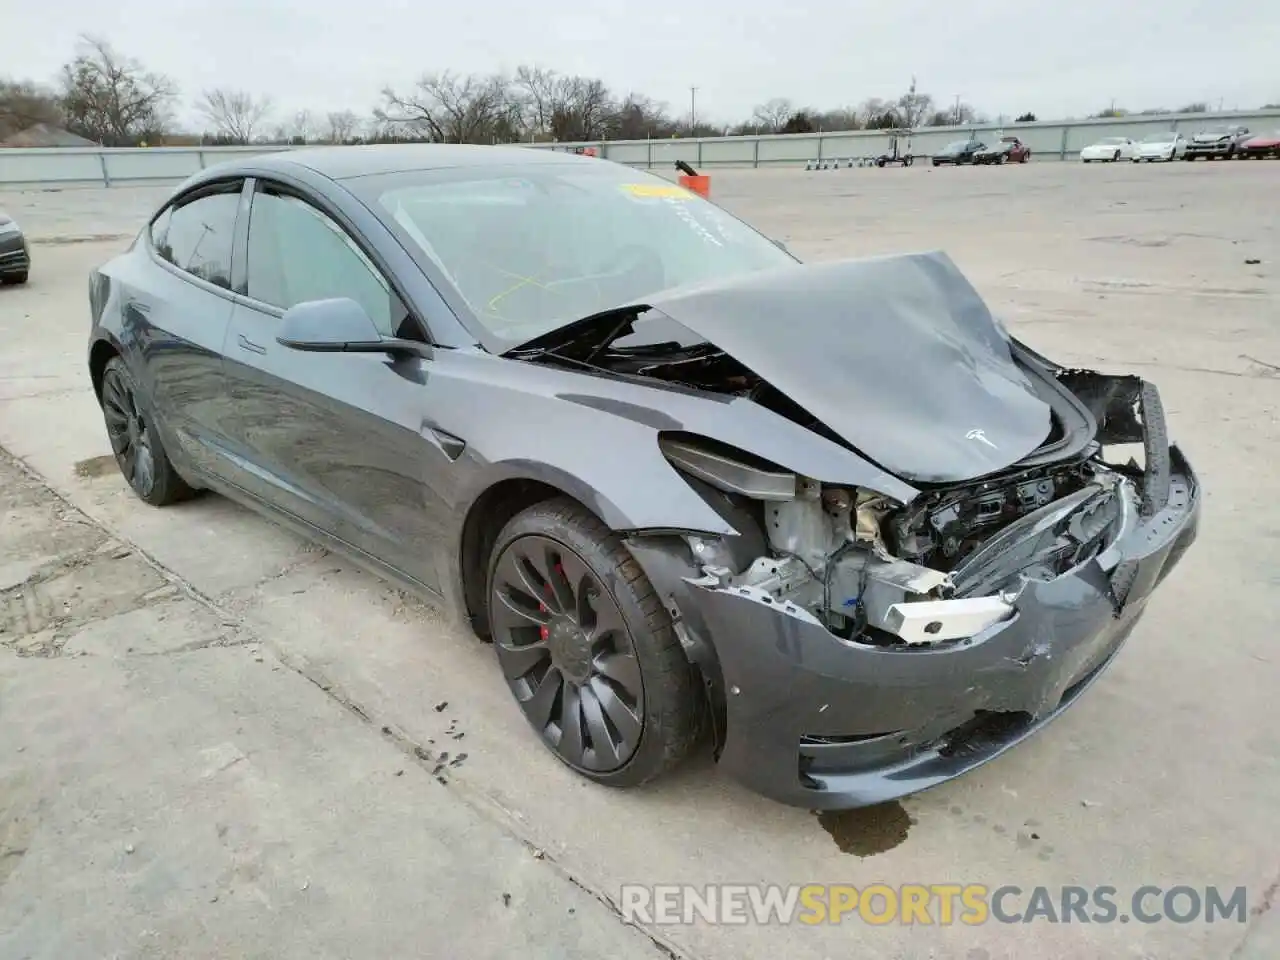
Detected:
[965,428,998,450]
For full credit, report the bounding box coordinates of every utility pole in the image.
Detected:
[690,87,698,131]
[953,94,962,125]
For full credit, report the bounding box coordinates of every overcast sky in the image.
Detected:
[6,0,1277,128]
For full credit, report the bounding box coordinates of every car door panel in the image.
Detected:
[219,181,450,589]
[120,181,246,478]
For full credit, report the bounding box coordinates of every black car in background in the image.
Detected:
[932,139,986,166]
[0,210,30,285]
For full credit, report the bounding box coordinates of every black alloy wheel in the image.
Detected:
[102,363,157,497]
[99,357,193,505]
[487,499,702,786]
[491,533,646,773]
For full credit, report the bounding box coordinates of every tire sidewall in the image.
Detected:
[100,357,191,505]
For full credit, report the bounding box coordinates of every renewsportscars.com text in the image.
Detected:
[620,884,1249,926]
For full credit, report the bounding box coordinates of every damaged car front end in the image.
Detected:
[513,253,1200,809]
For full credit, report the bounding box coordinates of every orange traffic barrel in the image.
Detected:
[678,174,711,198]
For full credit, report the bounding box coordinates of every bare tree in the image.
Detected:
[927,101,977,126]
[512,65,558,138]
[613,93,675,140]
[58,36,177,145]
[551,77,614,141]
[856,97,894,128]
[751,98,794,133]
[325,109,359,143]
[814,105,861,132]
[509,67,617,141]
[196,88,273,144]
[290,109,314,143]
[379,71,515,143]
[895,76,934,130]
[0,78,63,139]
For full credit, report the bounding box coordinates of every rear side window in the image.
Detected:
[245,189,396,337]
[153,188,240,290]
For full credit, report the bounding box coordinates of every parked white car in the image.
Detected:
[1080,137,1139,162]
[1135,132,1188,162]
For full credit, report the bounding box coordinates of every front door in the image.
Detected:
[219,181,450,590]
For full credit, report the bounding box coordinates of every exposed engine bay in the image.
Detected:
[668,438,1132,647]
[603,342,1140,648]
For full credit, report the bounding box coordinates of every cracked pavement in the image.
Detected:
[0,450,672,960]
[1,161,1278,959]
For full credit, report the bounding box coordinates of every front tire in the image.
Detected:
[0,270,27,285]
[487,498,702,788]
[98,357,194,506]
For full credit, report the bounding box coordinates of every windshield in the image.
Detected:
[942,140,971,152]
[361,163,794,343]
[1097,137,1126,145]
[1201,126,1228,135]
[1142,133,1173,143]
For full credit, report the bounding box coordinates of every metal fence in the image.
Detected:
[531,110,1280,168]
[2,110,1276,189]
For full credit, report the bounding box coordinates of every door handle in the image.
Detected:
[237,333,266,355]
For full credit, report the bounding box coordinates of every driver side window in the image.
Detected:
[246,188,397,337]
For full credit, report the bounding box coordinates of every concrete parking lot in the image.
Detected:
[1,159,1277,959]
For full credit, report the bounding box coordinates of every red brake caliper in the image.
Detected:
[539,563,563,642]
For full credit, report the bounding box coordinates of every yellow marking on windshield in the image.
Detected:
[487,271,549,314]
[620,183,691,199]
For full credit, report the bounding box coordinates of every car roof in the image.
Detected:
[237,143,593,181]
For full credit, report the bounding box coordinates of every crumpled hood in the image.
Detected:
[642,252,1053,484]
[1193,132,1230,142]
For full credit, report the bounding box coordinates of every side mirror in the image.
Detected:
[276,297,431,359]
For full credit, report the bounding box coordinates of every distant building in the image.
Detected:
[0,123,98,148]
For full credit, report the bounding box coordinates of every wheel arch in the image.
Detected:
[459,477,600,641]
[88,335,122,402]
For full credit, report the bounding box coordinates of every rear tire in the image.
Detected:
[98,357,195,506]
[0,271,27,285]
[486,498,703,788]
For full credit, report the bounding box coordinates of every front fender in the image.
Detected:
[461,454,733,535]
[433,350,917,533]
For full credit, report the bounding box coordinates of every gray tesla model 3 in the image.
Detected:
[86,144,1200,808]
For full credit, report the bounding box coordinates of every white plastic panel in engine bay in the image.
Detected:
[883,596,1015,645]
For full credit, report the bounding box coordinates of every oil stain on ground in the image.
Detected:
[73,455,117,479]
[816,801,914,856]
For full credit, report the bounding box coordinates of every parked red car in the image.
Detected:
[972,136,1031,164]
[1240,131,1280,159]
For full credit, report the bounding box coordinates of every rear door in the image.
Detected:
[128,179,247,478]
[219,179,448,590]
